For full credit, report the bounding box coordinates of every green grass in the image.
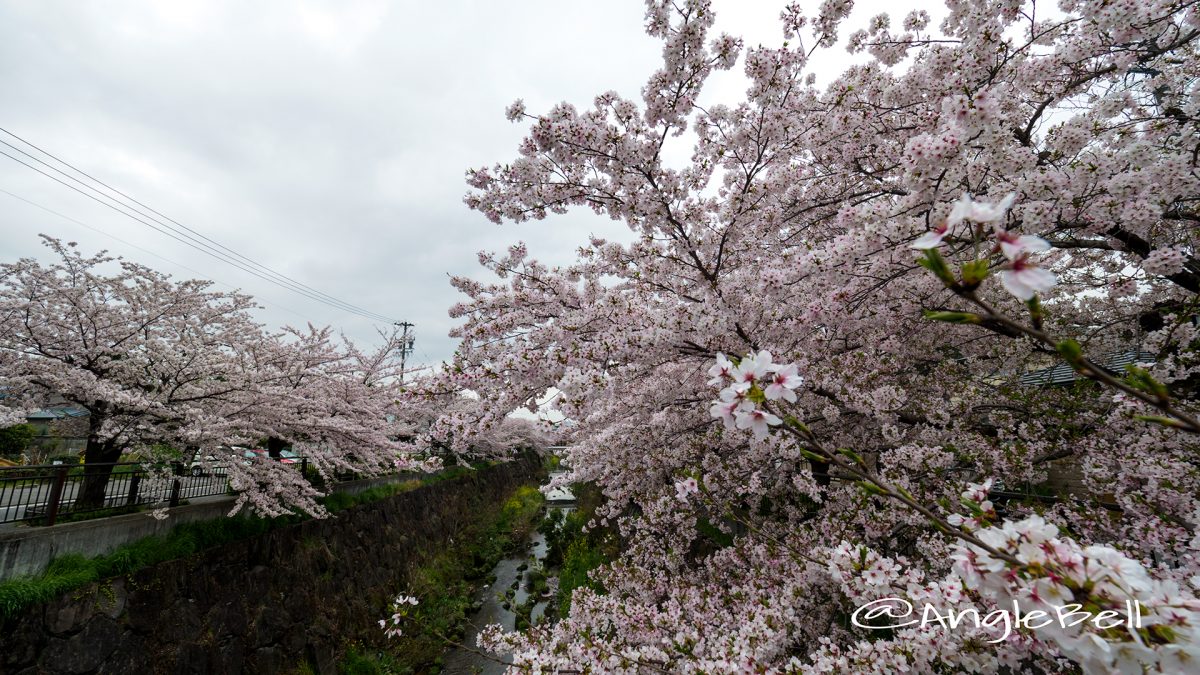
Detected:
[0,514,279,620]
[0,464,495,623]
[378,484,545,673]
[537,482,618,618]
[320,465,484,513]
[320,481,421,512]
[336,644,408,675]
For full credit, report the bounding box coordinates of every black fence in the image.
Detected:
[0,458,303,526]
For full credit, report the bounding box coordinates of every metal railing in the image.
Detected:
[0,458,303,526]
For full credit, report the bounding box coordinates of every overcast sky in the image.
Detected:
[0,0,896,367]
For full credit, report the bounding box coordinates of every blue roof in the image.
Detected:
[27,406,89,420]
[1019,350,1156,387]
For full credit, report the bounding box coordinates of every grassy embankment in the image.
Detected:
[0,465,482,621]
[531,481,618,621]
[333,483,546,675]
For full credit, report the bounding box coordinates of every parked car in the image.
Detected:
[241,448,299,465]
[187,450,240,477]
[188,456,227,477]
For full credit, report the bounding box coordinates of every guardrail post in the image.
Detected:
[169,478,182,507]
[45,466,69,526]
[301,457,308,480]
[126,473,142,506]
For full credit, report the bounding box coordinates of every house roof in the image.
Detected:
[1019,350,1156,387]
[26,406,90,420]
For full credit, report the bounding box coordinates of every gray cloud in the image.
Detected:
[0,0,891,365]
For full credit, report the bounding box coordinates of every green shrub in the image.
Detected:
[0,424,35,458]
[536,482,617,617]
[558,538,608,616]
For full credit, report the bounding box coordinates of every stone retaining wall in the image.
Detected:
[0,456,541,674]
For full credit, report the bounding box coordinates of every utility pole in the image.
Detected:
[394,321,415,383]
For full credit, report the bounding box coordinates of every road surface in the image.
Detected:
[0,472,231,526]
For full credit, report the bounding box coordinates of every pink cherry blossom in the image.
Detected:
[911,221,950,249]
[734,408,782,439]
[706,352,735,386]
[380,593,419,640]
[732,350,773,387]
[763,363,804,402]
[952,192,1016,225]
[1143,246,1188,276]
[999,255,1058,300]
[708,387,751,430]
[675,476,699,501]
[913,193,1017,249]
[994,225,1051,260]
[505,98,526,122]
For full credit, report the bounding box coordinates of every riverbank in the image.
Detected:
[440,497,570,674]
[438,476,617,673]
[369,483,546,673]
[0,456,542,674]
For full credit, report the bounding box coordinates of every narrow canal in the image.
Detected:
[442,473,575,674]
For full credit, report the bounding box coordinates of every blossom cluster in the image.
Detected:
[1143,246,1188,277]
[954,515,1200,673]
[912,193,1057,300]
[946,479,999,531]
[706,350,804,439]
[674,475,699,502]
[378,594,419,640]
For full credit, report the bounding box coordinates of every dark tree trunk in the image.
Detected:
[266,436,287,459]
[810,458,831,488]
[76,423,121,512]
[1107,225,1200,293]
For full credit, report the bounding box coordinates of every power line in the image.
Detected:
[0,129,393,322]
[0,144,391,322]
[0,127,399,324]
[418,346,435,365]
[0,187,317,323]
[0,140,395,323]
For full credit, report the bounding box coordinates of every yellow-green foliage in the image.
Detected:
[381,482,544,672]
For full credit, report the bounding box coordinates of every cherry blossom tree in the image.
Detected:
[0,237,270,509]
[455,0,1200,671]
[395,377,551,460]
[211,324,433,517]
[0,237,428,515]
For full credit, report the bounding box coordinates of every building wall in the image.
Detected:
[25,414,88,461]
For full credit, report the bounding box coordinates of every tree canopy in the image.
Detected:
[452,0,1200,670]
[0,237,441,515]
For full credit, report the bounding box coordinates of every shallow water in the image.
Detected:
[441,490,573,674]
